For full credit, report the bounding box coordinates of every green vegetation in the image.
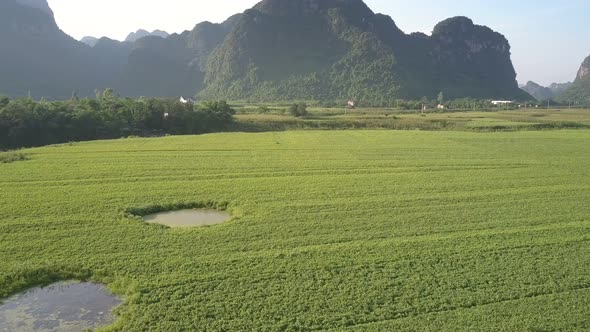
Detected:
[202,9,528,102]
[0,151,29,163]
[521,81,572,102]
[288,103,309,118]
[1,130,589,330]
[4,0,528,102]
[233,107,590,132]
[3,93,588,149]
[557,56,590,106]
[0,94,235,149]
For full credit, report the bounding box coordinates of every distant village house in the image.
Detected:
[179,96,195,104]
[491,100,513,105]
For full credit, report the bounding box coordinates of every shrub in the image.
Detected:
[289,102,308,118]
[0,152,29,164]
[257,106,270,114]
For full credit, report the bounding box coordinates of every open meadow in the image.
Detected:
[1,130,590,331]
[234,107,590,132]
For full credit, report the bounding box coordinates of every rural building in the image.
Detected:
[179,96,195,104]
[491,100,513,105]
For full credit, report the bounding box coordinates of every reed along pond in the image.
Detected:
[0,281,121,332]
[143,209,231,228]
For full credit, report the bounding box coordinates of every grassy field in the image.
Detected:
[1,130,590,331]
[234,107,590,132]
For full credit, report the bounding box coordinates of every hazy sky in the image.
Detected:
[47,0,590,86]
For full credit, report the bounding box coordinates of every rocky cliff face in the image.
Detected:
[557,55,590,105]
[429,17,521,99]
[576,56,590,81]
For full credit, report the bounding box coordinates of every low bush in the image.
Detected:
[0,152,29,163]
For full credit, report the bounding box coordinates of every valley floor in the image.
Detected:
[234,108,590,132]
[1,130,589,331]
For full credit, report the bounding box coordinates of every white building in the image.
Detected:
[491,100,513,105]
[179,96,195,104]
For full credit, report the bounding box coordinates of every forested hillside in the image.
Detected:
[1,0,529,102]
[558,56,590,105]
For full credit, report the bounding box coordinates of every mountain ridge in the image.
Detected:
[520,81,571,101]
[1,0,530,102]
[15,0,52,16]
[125,29,170,43]
[557,55,590,105]
[201,1,527,101]
[80,36,99,47]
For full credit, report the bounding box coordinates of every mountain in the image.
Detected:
[557,56,590,105]
[119,17,239,97]
[80,36,99,47]
[1,0,529,102]
[125,29,170,43]
[0,0,111,98]
[548,82,572,96]
[521,81,552,101]
[200,0,528,101]
[15,0,52,16]
[521,81,572,101]
[83,30,170,47]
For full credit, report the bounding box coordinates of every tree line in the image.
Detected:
[0,89,235,150]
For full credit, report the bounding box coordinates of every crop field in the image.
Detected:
[1,130,590,331]
[234,108,590,132]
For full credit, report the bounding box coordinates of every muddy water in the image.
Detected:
[143,209,231,228]
[0,281,121,332]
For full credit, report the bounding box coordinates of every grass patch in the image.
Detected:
[1,131,590,330]
[233,108,590,133]
[0,152,29,164]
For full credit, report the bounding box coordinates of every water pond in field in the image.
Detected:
[0,281,121,332]
[143,209,231,228]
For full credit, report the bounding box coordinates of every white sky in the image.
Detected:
[48,0,260,40]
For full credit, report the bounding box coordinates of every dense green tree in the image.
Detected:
[288,103,308,117]
[0,96,9,108]
[0,92,236,150]
[437,92,445,105]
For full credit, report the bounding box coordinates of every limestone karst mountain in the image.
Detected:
[521,81,572,101]
[1,0,529,102]
[125,29,170,43]
[557,56,590,105]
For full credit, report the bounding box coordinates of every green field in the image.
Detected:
[2,130,590,331]
[234,108,590,132]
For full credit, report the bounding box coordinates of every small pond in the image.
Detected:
[143,209,231,228]
[0,281,121,332]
